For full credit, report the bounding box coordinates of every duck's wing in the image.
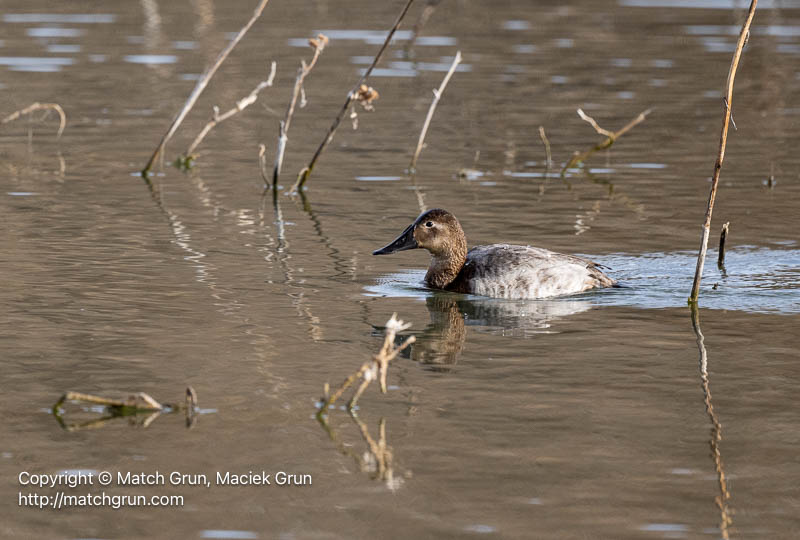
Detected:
[456,244,615,299]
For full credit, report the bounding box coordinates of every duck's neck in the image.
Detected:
[425,236,467,289]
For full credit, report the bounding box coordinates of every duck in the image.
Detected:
[372,208,617,300]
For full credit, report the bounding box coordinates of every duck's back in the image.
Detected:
[448,244,615,299]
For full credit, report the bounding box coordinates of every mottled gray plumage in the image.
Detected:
[447,244,615,299]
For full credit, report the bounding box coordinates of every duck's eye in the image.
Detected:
[425,221,434,228]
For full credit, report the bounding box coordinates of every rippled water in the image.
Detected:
[2,0,800,538]
[368,246,800,314]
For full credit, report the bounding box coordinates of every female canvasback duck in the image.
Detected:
[372,208,616,300]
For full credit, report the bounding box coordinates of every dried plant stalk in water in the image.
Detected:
[319,314,415,411]
[717,222,730,269]
[53,391,163,412]
[272,34,328,186]
[181,61,276,162]
[561,108,651,175]
[142,0,271,176]
[409,51,462,172]
[52,388,198,431]
[690,0,757,303]
[538,126,552,169]
[2,102,66,138]
[292,0,416,192]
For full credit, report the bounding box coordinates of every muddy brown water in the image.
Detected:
[2,0,800,538]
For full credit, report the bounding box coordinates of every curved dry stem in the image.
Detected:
[577,108,614,138]
[2,102,66,138]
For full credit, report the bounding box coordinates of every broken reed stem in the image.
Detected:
[319,314,415,411]
[53,388,198,414]
[53,391,163,412]
[272,35,328,186]
[561,108,651,175]
[184,61,276,158]
[292,0,416,192]
[142,0,270,176]
[409,50,462,172]
[538,126,552,169]
[717,222,730,268]
[258,143,270,185]
[2,102,66,138]
[689,0,757,303]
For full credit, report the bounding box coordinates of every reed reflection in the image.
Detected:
[317,413,403,491]
[690,305,733,539]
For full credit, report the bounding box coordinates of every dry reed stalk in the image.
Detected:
[538,125,552,169]
[292,0,416,192]
[319,314,415,411]
[272,34,329,186]
[560,108,651,175]
[717,222,730,269]
[181,61,276,161]
[142,0,271,176]
[2,102,66,138]
[185,386,198,428]
[53,391,163,411]
[689,0,757,303]
[52,388,198,431]
[409,50,462,172]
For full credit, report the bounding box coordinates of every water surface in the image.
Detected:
[1,0,799,538]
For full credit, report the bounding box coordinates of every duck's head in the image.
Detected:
[372,208,465,257]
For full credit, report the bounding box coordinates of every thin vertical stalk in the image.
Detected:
[409,51,461,172]
[273,35,328,185]
[689,0,757,303]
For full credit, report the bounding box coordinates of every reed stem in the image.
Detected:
[689,0,757,303]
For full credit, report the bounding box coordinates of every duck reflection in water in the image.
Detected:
[401,292,592,369]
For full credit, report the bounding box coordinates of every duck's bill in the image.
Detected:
[372,223,418,255]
